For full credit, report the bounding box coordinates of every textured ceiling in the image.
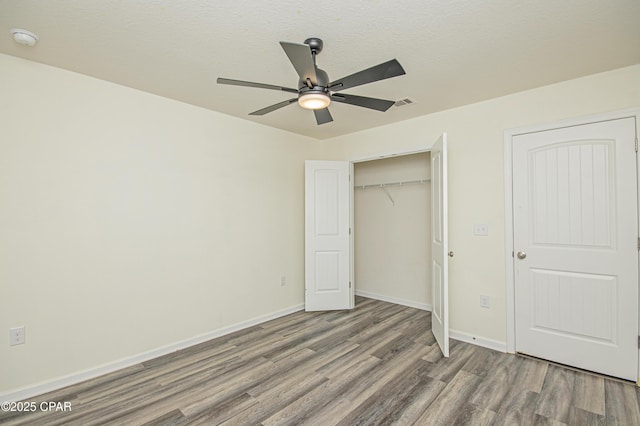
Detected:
[1,0,639,139]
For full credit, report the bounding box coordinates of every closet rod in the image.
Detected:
[354,178,430,190]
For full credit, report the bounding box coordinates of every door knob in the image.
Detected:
[517,251,526,259]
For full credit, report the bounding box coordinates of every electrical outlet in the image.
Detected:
[480,295,491,309]
[10,326,25,346]
[474,224,489,236]
[280,275,286,287]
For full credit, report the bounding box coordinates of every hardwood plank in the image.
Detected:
[426,340,477,383]
[221,372,329,425]
[315,330,402,379]
[334,357,439,425]
[302,342,435,425]
[414,370,483,424]
[180,350,315,418]
[513,355,549,393]
[96,357,273,425]
[449,403,496,425]
[468,355,521,412]
[569,406,606,425]
[534,364,576,423]
[605,379,640,425]
[573,371,605,415]
[494,388,544,425]
[247,343,356,397]
[347,305,419,344]
[259,355,382,426]
[370,333,419,361]
[140,408,189,426]
[390,376,447,425]
[180,392,257,425]
[461,345,508,378]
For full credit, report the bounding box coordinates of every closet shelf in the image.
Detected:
[354,179,430,206]
[354,178,430,190]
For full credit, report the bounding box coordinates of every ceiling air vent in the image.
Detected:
[394,98,415,107]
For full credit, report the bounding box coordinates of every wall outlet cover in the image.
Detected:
[10,326,25,346]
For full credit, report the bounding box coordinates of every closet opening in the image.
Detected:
[353,151,432,311]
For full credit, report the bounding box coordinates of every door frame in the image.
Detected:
[503,108,640,354]
[351,145,435,296]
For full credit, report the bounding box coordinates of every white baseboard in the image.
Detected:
[355,289,432,311]
[449,329,507,352]
[1,303,304,402]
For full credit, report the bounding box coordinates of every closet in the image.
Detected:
[353,152,432,310]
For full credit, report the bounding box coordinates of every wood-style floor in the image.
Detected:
[2,297,640,425]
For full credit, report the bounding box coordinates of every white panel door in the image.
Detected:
[431,134,449,357]
[513,117,638,381]
[305,160,353,311]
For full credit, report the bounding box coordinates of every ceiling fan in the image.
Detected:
[217,37,406,125]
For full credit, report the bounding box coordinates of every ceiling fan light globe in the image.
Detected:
[298,92,330,110]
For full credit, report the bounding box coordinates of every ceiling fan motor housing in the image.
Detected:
[299,67,330,91]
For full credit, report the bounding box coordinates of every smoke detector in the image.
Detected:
[11,29,38,47]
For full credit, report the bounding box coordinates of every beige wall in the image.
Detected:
[324,64,640,345]
[1,51,638,397]
[0,54,322,395]
[354,153,431,307]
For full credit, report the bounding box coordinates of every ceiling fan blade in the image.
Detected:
[280,42,318,85]
[331,93,395,112]
[313,108,333,125]
[217,77,298,94]
[329,59,405,92]
[249,98,298,116]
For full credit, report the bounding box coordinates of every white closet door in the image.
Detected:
[305,160,353,311]
[431,134,449,357]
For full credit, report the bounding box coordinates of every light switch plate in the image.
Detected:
[480,295,491,309]
[474,224,489,236]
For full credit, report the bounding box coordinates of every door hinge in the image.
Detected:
[638,335,640,348]
[349,227,351,235]
[636,137,638,152]
[349,281,352,288]
[637,237,640,250]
